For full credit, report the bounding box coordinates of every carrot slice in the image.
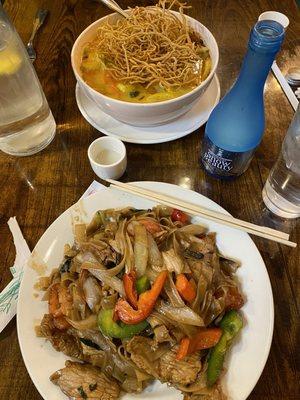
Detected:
[175,273,197,303]
[176,328,222,360]
[176,337,191,360]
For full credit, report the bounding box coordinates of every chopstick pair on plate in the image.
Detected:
[106,179,297,248]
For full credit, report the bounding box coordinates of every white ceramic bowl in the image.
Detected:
[71,10,219,127]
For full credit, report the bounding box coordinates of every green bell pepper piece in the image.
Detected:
[207,310,243,387]
[98,309,148,339]
[220,309,243,337]
[136,275,150,294]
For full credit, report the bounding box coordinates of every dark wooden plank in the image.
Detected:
[0,0,299,399]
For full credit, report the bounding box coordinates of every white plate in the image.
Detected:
[17,182,274,400]
[75,75,220,144]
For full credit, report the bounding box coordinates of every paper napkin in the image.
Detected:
[0,217,30,332]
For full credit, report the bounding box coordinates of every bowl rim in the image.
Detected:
[71,9,219,108]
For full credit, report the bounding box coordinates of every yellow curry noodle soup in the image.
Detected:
[80,0,211,103]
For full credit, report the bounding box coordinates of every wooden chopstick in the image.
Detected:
[106,179,297,248]
[107,179,288,239]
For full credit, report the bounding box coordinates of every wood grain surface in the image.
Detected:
[0,0,299,399]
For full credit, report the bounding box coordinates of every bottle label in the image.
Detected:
[201,136,255,177]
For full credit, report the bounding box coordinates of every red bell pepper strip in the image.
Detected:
[123,271,138,309]
[138,219,162,234]
[176,327,222,360]
[175,273,197,303]
[115,270,168,325]
[171,209,189,224]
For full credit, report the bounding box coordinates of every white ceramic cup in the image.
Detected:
[88,136,127,180]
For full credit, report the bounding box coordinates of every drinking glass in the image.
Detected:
[262,104,300,218]
[0,4,56,156]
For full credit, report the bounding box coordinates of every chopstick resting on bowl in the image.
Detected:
[106,179,297,248]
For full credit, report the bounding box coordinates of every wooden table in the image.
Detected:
[0,0,299,399]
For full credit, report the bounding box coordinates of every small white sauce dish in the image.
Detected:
[88,136,127,180]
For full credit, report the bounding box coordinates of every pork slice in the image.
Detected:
[50,360,120,400]
[39,314,83,359]
[125,337,160,378]
[189,233,216,254]
[157,345,202,386]
[126,337,202,386]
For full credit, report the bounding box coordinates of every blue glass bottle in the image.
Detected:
[201,20,285,179]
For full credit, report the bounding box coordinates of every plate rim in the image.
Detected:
[17,181,274,400]
[75,75,220,144]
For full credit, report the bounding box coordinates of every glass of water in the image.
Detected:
[0,5,56,156]
[262,104,300,219]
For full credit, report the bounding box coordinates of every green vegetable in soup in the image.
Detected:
[129,90,140,98]
[117,83,145,100]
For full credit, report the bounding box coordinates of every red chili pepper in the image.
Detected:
[115,270,168,325]
[171,209,189,224]
[176,328,222,360]
[123,271,138,309]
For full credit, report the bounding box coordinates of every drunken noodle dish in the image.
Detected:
[80,0,211,103]
[36,206,244,400]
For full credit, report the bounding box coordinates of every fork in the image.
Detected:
[26,9,48,62]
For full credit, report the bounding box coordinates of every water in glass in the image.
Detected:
[0,7,56,156]
[262,106,300,218]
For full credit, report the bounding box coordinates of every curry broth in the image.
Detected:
[80,46,211,103]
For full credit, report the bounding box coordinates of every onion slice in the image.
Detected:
[66,314,98,330]
[134,224,148,277]
[162,248,184,274]
[156,300,204,327]
[86,267,125,297]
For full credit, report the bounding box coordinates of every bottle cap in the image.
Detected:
[258,11,289,29]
